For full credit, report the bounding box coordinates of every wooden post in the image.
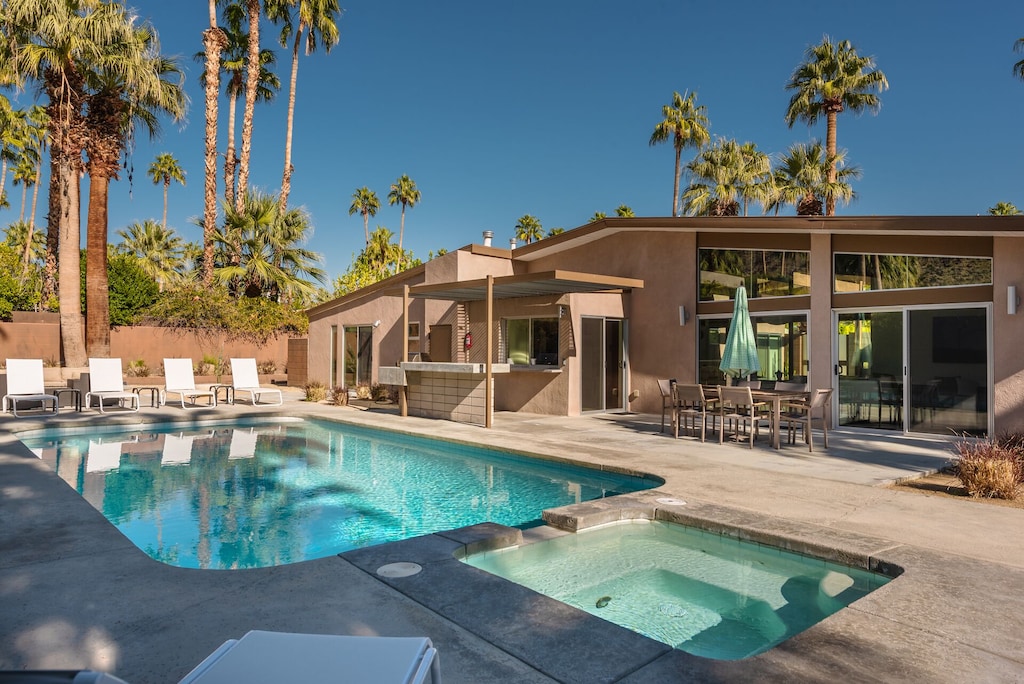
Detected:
[400,284,409,417]
[486,275,493,428]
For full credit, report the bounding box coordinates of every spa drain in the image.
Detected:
[656,497,687,506]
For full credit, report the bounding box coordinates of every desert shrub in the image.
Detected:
[370,383,392,402]
[126,359,150,377]
[329,385,349,406]
[304,381,328,402]
[355,383,372,400]
[257,360,277,374]
[953,438,1023,499]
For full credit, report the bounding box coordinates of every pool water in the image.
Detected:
[462,520,891,660]
[21,419,658,570]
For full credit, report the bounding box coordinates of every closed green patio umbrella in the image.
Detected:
[719,285,761,381]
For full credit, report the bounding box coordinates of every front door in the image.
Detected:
[581,317,625,412]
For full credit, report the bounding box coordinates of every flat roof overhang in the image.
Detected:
[405,269,644,301]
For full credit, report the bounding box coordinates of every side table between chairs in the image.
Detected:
[52,387,82,412]
[132,386,163,408]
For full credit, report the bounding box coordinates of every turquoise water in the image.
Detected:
[21,419,658,570]
[462,520,891,660]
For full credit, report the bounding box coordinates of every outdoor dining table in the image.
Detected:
[702,386,811,449]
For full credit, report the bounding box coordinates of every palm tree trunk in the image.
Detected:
[672,144,682,217]
[162,178,169,229]
[29,163,40,231]
[236,0,261,213]
[362,212,369,245]
[85,172,111,357]
[42,154,59,303]
[57,160,86,367]
[0,159,8,204]
[825,110,838,216]
[224,89,238,208]
[279,23,304,213]
[19,184,27,222]
[202,19,225,287]
[398,204,406,272]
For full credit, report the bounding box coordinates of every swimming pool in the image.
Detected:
[21,419,659,570]
[462,520,892,660]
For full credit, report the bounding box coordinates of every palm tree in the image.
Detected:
[589,212,607,222]
[348,186,379,245]
[387,174,420,270]
[82,19,186,356]
[988,202,1022,216]
[785,36,887,216]
[12,155,36,223]
[0,107,31,210]
[547,227,565,237]
[362,225,401,277]
[195,3,279,209]
[202,0,228,286]
[23,106,47,235]
[649,91,711,217]
[615,205,635,217]
[235,0,263,212]
[5,0,134,366]
[215,188,326,300]
[768,141,860,216]
[147,153,186,229]
[270,0,342,211]
[4,220,45,279]
[117,219,184,291]
[514,214,543,244]
[681,138,771,217]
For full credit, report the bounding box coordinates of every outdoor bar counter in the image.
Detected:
[380,362,511,426]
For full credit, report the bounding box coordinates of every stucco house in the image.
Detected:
[307,215,1024,437]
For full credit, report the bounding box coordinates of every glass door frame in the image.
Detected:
[831,302,993,436]
[580,315,628,413]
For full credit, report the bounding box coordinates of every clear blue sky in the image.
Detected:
[15,0,1024,284]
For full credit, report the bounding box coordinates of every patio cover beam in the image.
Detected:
[405,269,644,301]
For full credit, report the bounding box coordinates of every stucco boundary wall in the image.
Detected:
[0,319,291,375]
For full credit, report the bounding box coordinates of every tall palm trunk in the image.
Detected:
[42,154,59,303]
[236,0,261,213]
[19,183,27,222]
[162,178,169,229]
[825,110,838,216]
[398,204,406,271]
[279,21,304,213]
[85,171,111,356]
[202,3,226,286]
[57,158,86,366]
[672,144,682,217]
[224,86,239,208]
[29,163,40,231]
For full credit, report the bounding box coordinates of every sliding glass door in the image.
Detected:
[835,307,989,436]
[343,325,373,388]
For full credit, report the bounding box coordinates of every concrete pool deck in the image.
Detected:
[1,398,1022,682]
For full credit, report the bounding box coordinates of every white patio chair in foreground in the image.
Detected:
[2,358,58,417]
[230,358,283,406]
[163,358,217,409]
[178,630,440,684]
[85,358,139,413]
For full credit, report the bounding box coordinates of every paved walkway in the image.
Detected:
[1,399,1022,682]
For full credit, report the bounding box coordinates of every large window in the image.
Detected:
[834,254,992,293]
[504,317,559,366]
[698,314,808,386]
[343,325,373,387]
[699,249,810,301]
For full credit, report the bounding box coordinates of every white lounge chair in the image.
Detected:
[163,358,217,409]
[229,358,283,406]
[2,358,58,417]
[85,358,140,413]
[178,630,440,684]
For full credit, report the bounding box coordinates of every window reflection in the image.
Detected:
[698,315,808,386]
[699,249,810,301]
[834,254,992,292]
